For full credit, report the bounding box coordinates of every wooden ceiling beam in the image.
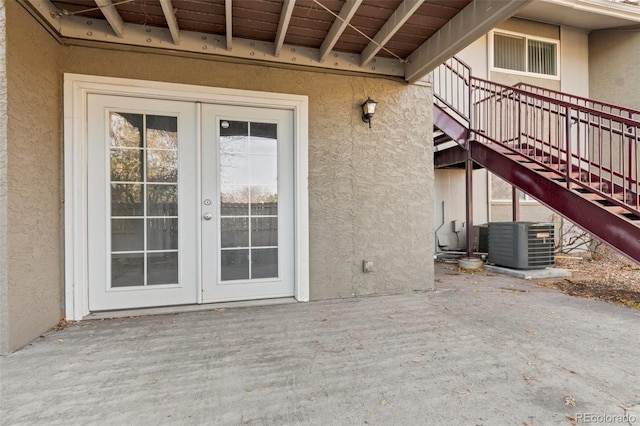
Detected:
[274,0,296,57]
[360,0,424,66]
[319,0,362,63]
[225,0,233,50]
[94,0,124,38]
[160,0,180,45]
[405,0,532,83]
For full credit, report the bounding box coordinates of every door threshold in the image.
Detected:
[84,297,298,320]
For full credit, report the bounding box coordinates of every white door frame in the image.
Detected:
[64,74,309,320]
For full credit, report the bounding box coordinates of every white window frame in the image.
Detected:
[64,74,309,320]
[489,29,560,80]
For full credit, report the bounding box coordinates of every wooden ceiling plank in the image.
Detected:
[94,0,125,37]
[225,0,232,50]
[405,0,533,83]
[274,0,296,56]
[360,0,425,66]
[319,0,362,62]
[160,0,180,44]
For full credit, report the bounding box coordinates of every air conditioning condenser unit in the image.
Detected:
[488,222,555,269]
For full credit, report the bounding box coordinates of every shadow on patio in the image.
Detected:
[2,263,640,425]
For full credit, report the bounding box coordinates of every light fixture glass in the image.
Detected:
[361,97,378,128]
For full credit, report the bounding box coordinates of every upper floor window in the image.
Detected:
[491,31,559,78]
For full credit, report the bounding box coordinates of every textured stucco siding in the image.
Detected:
[5,1,63,352]
[588,28,640,189]
[560,26,589,96]
[491,202,556,224]
[63,46,434,300]
[589,27,640,110]
[0,1,8,354]
[433,169,488,251]
[498,17,560,40]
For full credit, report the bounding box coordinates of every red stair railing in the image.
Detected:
[513,82,640,121]
[434,57,640,216]
[432,56,472,129]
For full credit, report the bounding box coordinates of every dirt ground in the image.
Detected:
[541,247,640,309]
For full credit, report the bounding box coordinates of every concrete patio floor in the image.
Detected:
[2,263,640,425]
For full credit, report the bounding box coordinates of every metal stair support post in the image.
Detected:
[465,154,474,258]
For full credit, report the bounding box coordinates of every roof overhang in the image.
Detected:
[516,0,640,30]
[21,0,531,83]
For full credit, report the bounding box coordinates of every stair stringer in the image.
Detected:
[470,140,640,264]
[434,104,468,145]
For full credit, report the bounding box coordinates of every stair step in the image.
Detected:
[518,160,553,170]
[551,179,583,189]
[605,205,632,214]
[579,190,635,204]
[622,212,640,221]
[580,192,606,201]
[547,163,567,172]
[538,171,561,179]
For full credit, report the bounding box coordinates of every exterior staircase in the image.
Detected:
[433,56,640,263]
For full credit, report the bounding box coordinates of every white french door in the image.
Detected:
[87,95,199,311]
[86,95,294,311]
[201,104,295,302]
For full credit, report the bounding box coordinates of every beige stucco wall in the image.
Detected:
[62,45,434,300]
[498,17,560,40]
[4,1,63,353]
[433,169,488,251]
[0,1,8,354]
[588,27,640,203]
[589,26,640,109]
[457,35,489,78]
[560,26,589,96]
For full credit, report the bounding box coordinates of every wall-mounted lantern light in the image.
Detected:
[361,97,378,129]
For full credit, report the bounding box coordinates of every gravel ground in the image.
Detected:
[543,247,640,309]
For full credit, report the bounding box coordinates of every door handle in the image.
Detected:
[203,212,213,221]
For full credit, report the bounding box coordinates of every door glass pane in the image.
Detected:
[112,219,144,252]
[147,184,178,216]
[110,113,143,148]
[147,150,178,182]
[220,154,250,185]
[221,250,250,281]
[147,115,177,149]
[220,120,249,152]
[148,252,178,285]
[221,217,249,248]
[250,123,277,154]
[250,155,278,186]
[251,217,277,247]
[220,185,249,216]
[110,149,143,182]
[251,186,278,215]
[111,184,143,216]
[112,254,144,287]
[219,120,279,281]
[147,218,178,250]
[109,112,180,289]
[251,248,278,279]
